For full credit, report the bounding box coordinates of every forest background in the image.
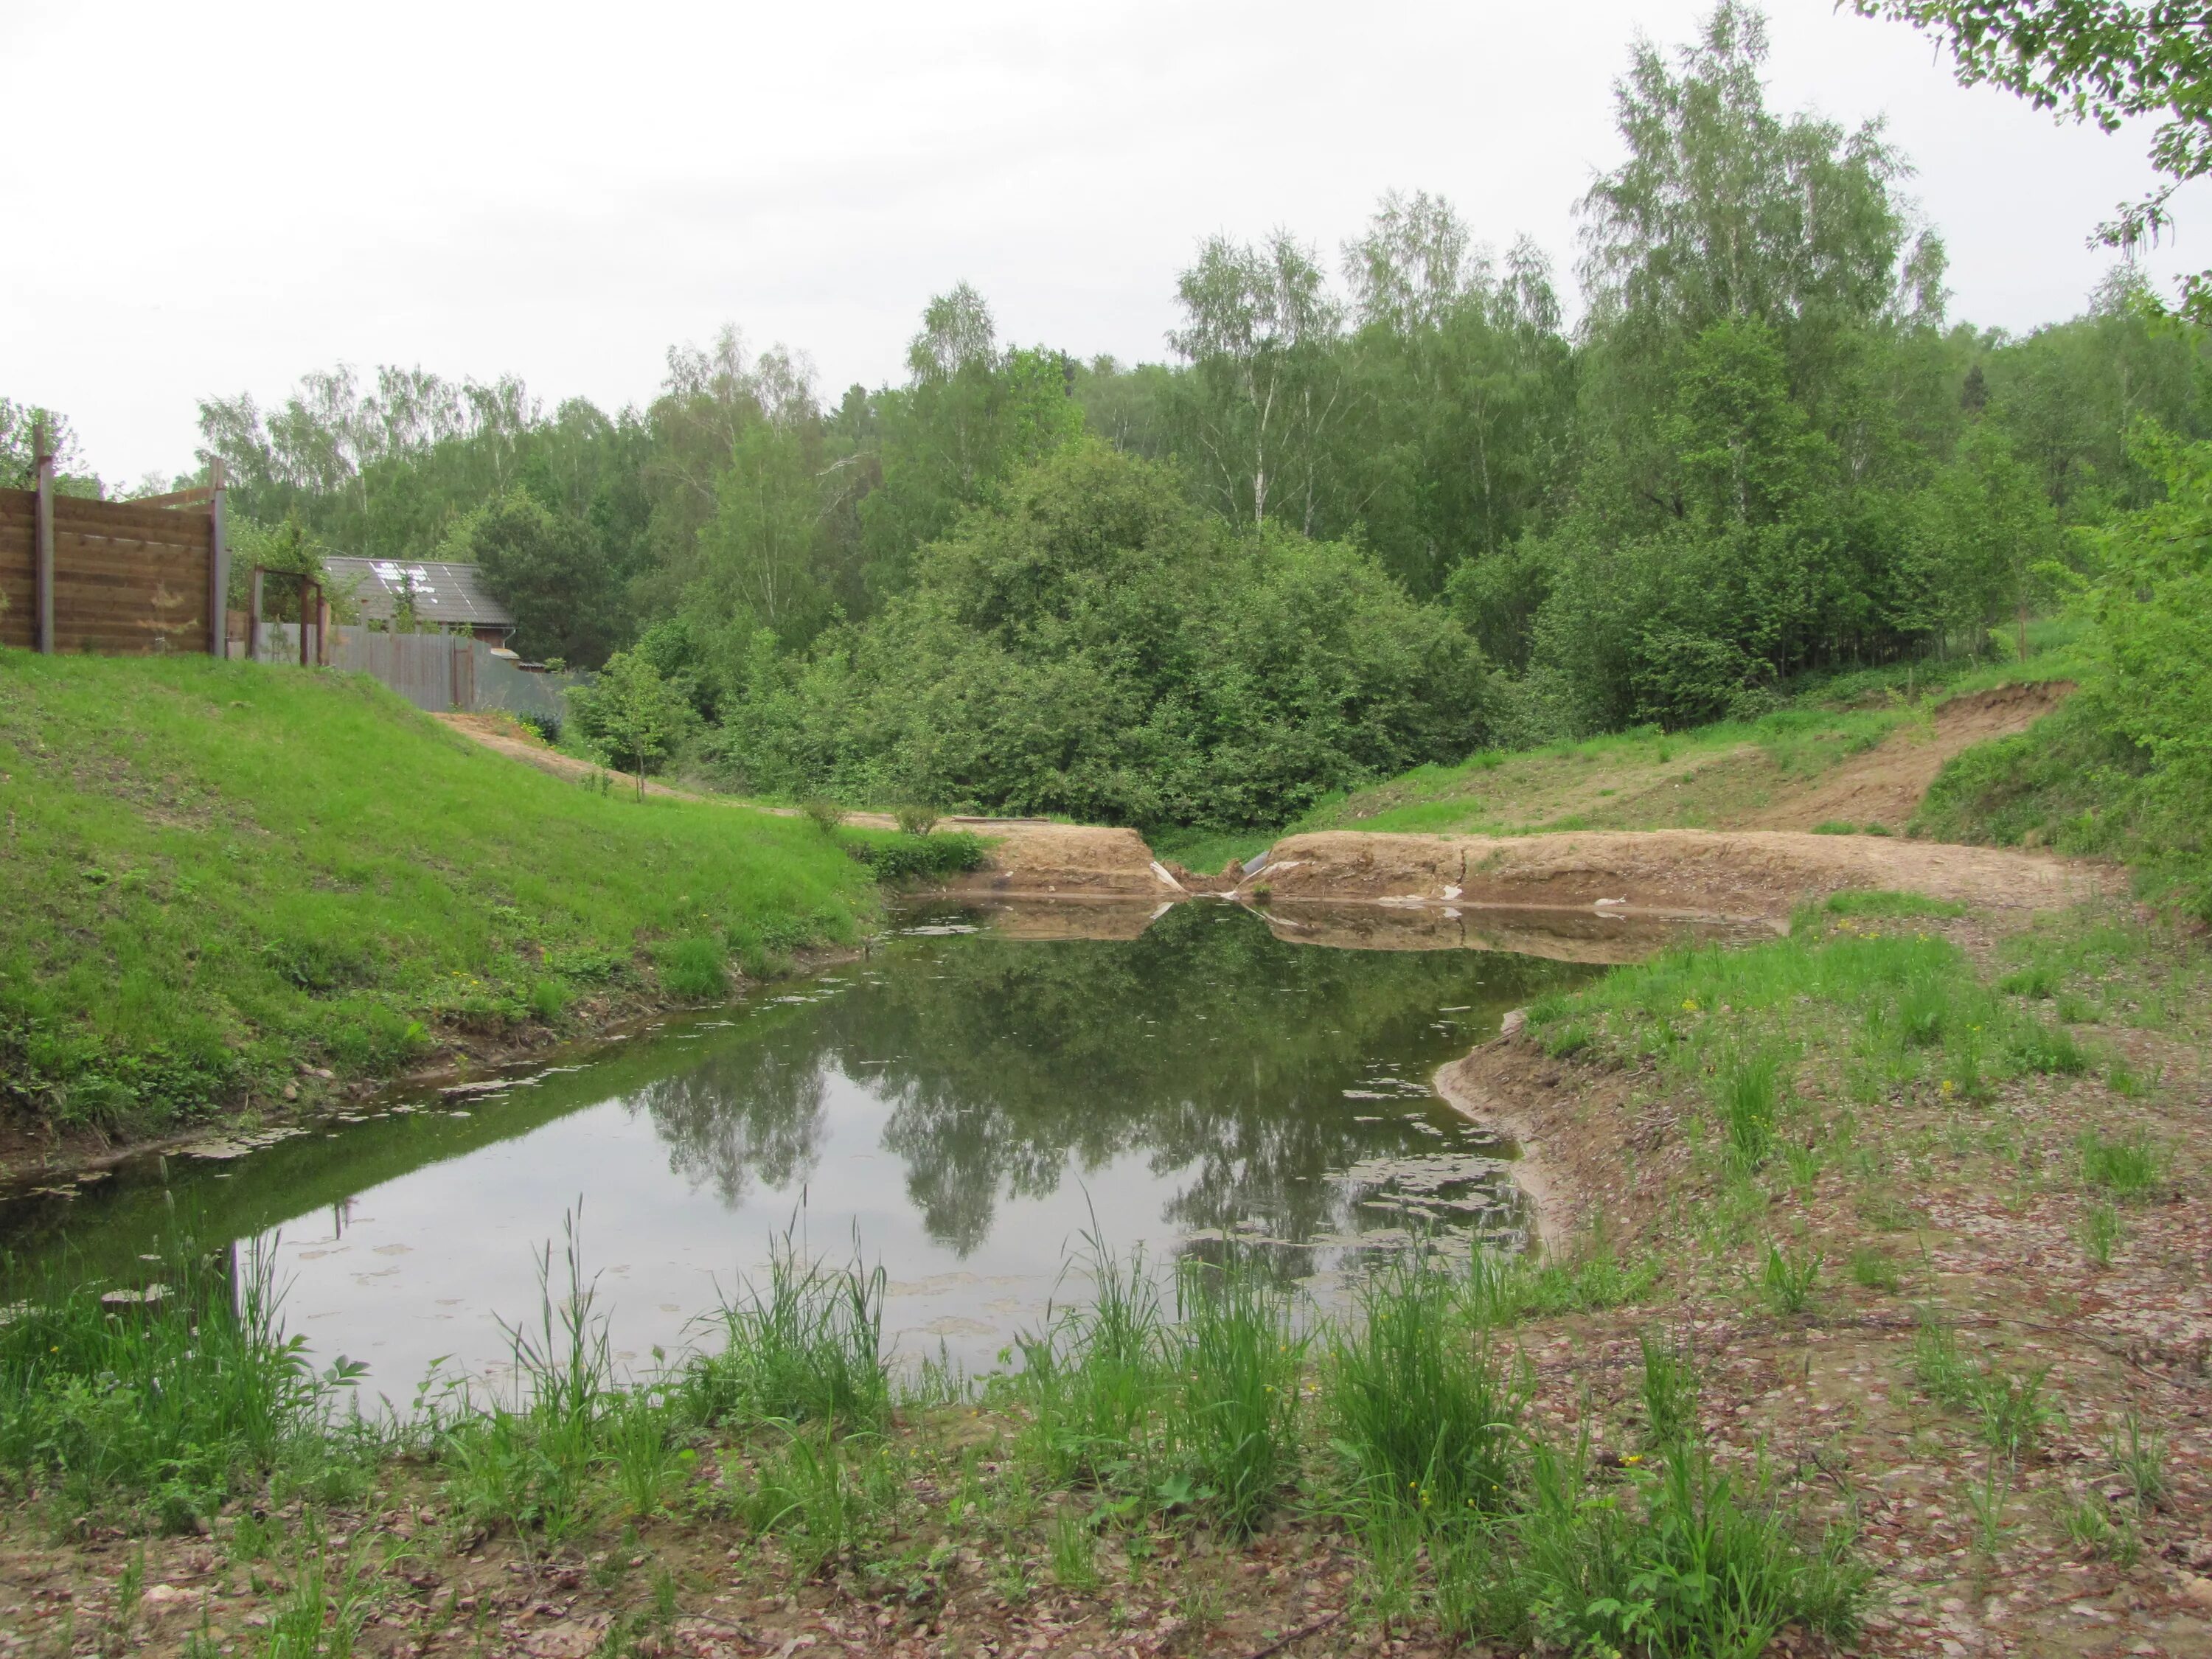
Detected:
[5,4,2208,872]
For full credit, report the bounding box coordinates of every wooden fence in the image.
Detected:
[0,456,225,656]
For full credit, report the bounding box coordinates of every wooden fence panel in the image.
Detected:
[0,491,32,650]
[50,526,210,654]
[0,495,220,656]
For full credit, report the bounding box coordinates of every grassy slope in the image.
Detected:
[0,653,875,1135]
[1152,627,2084,872]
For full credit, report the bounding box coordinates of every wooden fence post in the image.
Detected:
[250,566,265,662]
[207,459,229,658]
[32,419,55,654]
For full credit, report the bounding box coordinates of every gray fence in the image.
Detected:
[251,625,576,720]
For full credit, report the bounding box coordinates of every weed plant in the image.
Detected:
[1433,1425,1865,1658]
[1461,1228,1661,1323]
[2108,1412,2168,1511]
[1638,1327,1701,1450]
[1009,1239,1169,1490]
[1847,1245,1902,1292]
[1761,1240,1823,1315]
[683,1237,889,1433]
[2081,1200,2125,1266]
[0,1233,365,1528]
[1166,1256,1304,1533]
[439,1217,616,1547]
[2079,1130,2165,1200]
[1718,1050,1784,1168]
[2058,1489,2141,1565]
[1326,1253,1524,1516]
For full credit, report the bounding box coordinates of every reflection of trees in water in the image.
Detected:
[627,1040,829,1205]
[850,908,1583,1253]
[627,906,1589,1253]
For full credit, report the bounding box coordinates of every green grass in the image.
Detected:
[1144,827,1273,876]
[1517,903,2120,1123]
[1166,1257,1304,1534]
[0,653,877,1133]
[2079,1129,2166,1201]
[1326,1253,1524,1517]
[0,1234,374,1528]
[680,1237,891,1433]
[1913,684,2211,919]
[0,1218,1871,1654]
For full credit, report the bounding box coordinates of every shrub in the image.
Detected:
[894,804,942,836]
[709,442,1495,830]
[841,831,988,883]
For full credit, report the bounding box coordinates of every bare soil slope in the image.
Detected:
[1737,679,2073,831]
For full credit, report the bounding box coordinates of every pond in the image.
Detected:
[0,900,1729,1396]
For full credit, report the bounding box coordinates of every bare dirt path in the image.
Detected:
[1737,678,2072,831]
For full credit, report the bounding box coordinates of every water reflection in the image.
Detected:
[3,904,1603,1385]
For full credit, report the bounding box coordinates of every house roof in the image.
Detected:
[321,557,515,630]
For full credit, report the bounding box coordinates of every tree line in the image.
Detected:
[43,4,2212,830]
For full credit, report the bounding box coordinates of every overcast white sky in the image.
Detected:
[7,0,2205,485]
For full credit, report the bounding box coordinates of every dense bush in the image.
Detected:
[709,443,1494,830]
[839,830,989,883]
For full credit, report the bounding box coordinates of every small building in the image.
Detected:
[321,557,516,646]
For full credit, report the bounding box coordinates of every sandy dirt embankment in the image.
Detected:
[1248,827,2109,921]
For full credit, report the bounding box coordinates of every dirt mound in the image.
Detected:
[943,824,1183,900]
[1256,827,2110,919]
[1739,679,2070,832]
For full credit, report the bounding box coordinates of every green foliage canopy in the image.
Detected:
[714,442,1492,829]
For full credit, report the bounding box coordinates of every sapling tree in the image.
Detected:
[575,650,696,799]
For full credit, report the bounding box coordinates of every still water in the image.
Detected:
[0,901,1643,1394]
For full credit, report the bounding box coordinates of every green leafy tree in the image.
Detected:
[1896,421,2064,656]
[0,400,103,495]
[2082,425,2212,804]
[466,490,625,666]
[1170,232,1346,534]
[1855,0,2212,319]
[570,650,698,799]
[859,287,1085,598]
[1334,196,1574,594]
